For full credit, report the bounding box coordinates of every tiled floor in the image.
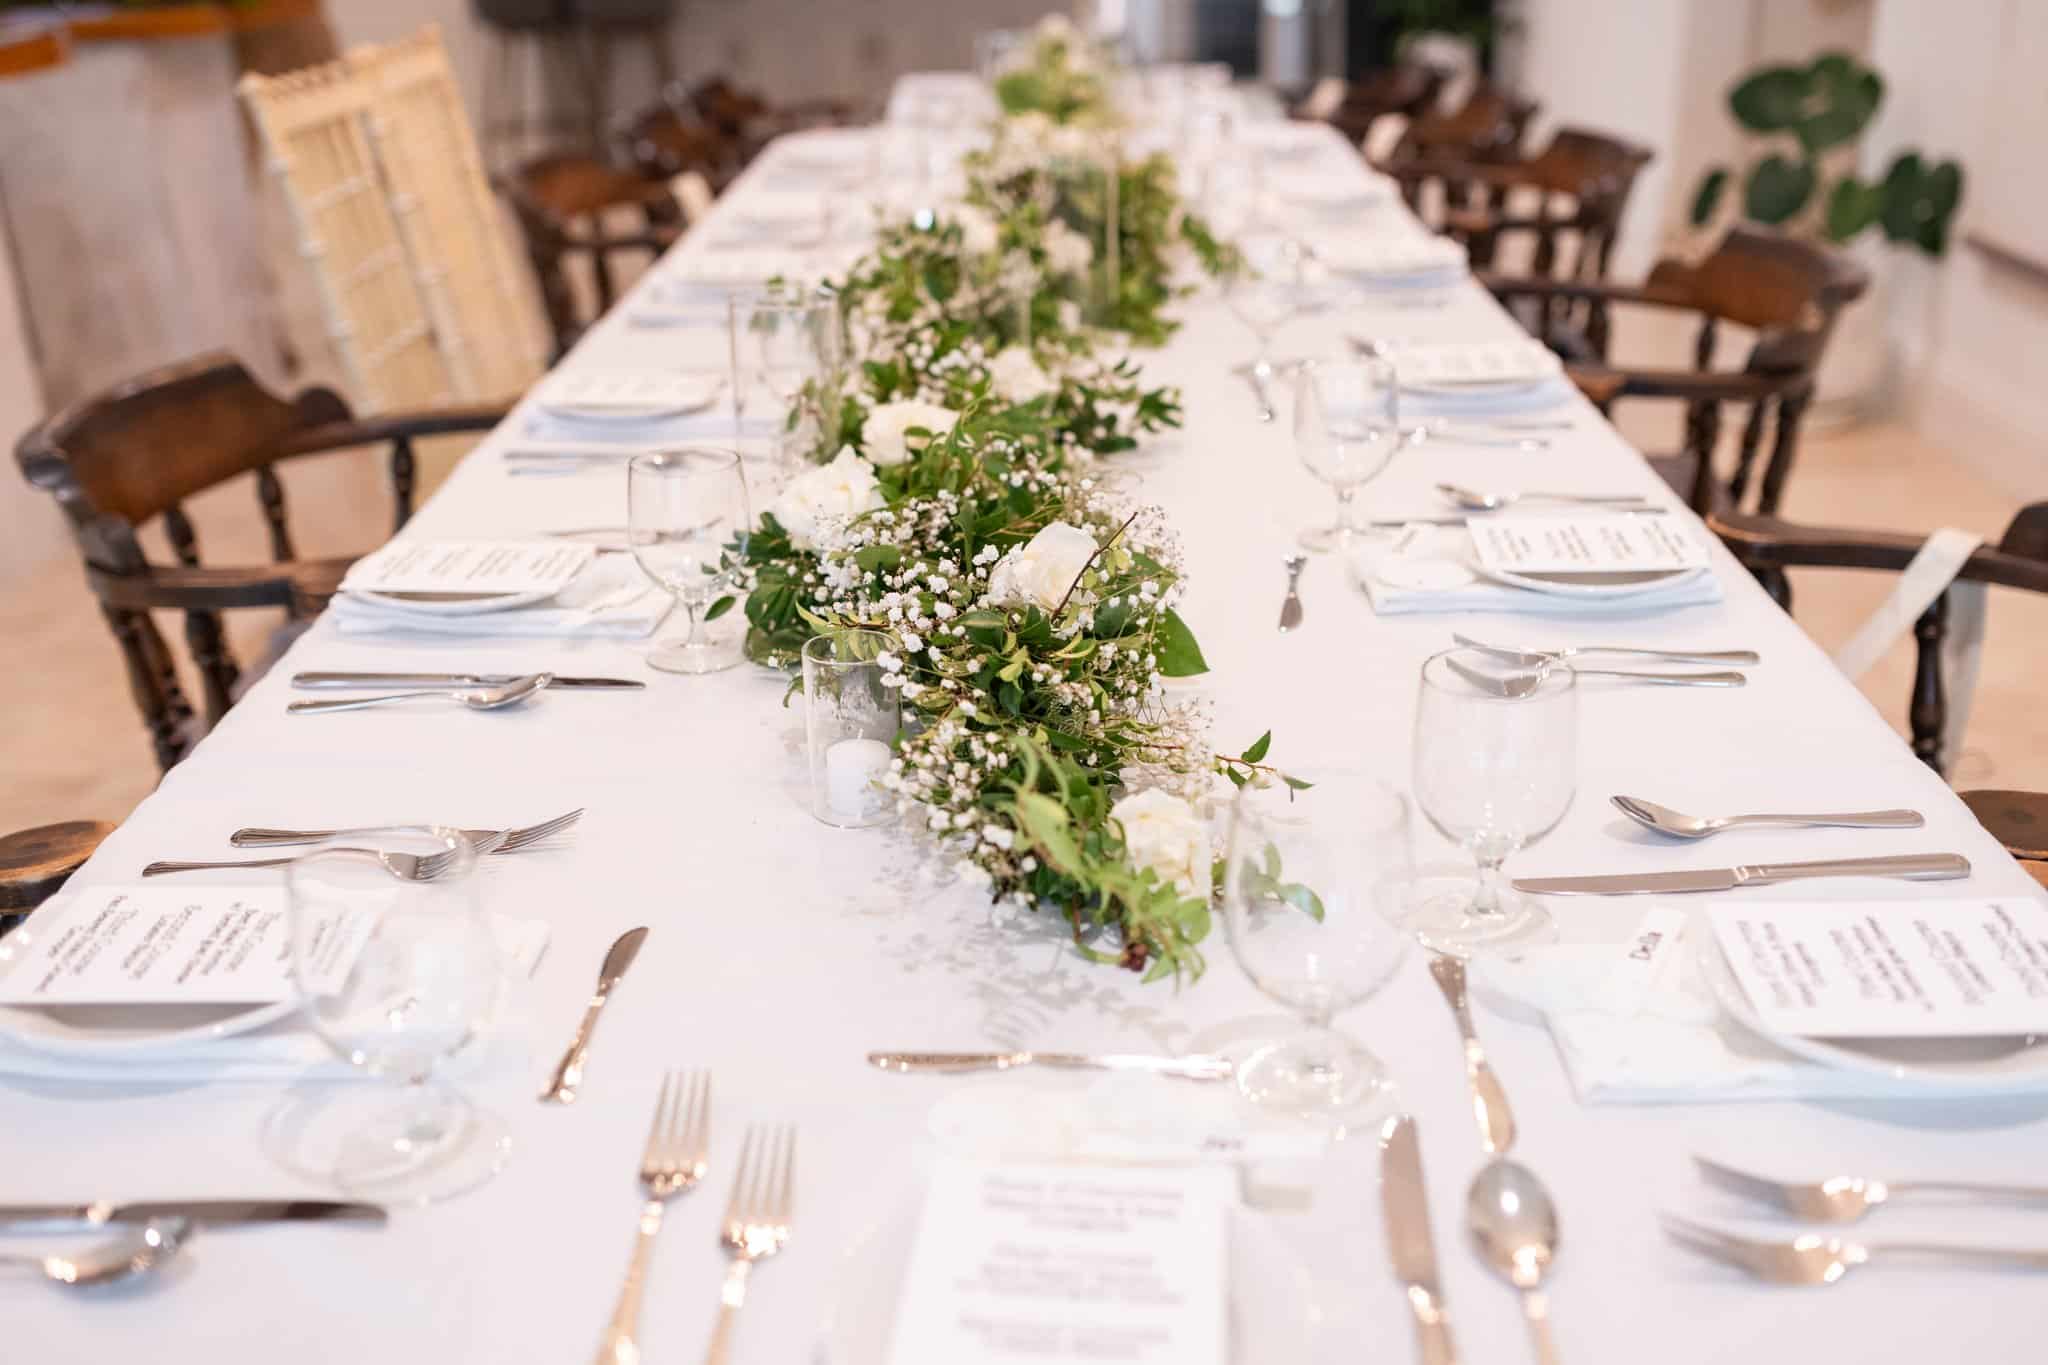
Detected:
[3,417,2042,835]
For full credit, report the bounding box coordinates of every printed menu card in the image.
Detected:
[887,1159,1231,1365]
[1470,515,1706,576]
[0,886,371,1007]
[339,540,595,597]
[1708,898,2048,1038]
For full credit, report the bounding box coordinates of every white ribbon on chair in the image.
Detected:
[1829,527,1988,768]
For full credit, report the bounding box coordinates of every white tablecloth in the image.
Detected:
[10,95,2047,1365]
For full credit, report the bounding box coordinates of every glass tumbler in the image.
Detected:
[803,629,902,828]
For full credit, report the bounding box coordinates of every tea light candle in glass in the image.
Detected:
[802,630,902,828]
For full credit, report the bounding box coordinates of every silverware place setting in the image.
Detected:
[142,835,503,879]
[1512,851,1971,896]
[1468,1161,1564,1364]
[1694,1155,2048,1223]
[1436,483,1646,512]
[141,810,582,876]
[1611,795,1925,840]
[595,1069,711,1365]
[1278,553,1307,632]
[286,673,553,716]
[293,671,644,691]
[541,927,651,1104]
[1453,633,1760,668]
[866,1050,1235,1081]
[1661,1214,2048,1284]
[1427,954,1516,1156]
[1444,653,1746,696]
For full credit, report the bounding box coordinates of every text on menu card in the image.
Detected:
[1470,515,1707,576]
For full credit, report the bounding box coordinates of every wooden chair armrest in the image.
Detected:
[1564,363,1791,405]
[1476,271,1690,308]
[0,821,116,914]
[1708,510,2048,593]
[271,405,507,457]
[88,555,354,614]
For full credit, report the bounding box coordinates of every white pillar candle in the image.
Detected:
[824,736,893,820]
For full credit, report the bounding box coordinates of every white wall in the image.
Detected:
[0,184,60,583]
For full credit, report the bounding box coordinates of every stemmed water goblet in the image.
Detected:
[1292,357,1403,554]
[729,288,837,494]
[627,448,751,675]
[1409,647,1579,954]
[1221,773,1414,1125]
[1223,233,1305,405]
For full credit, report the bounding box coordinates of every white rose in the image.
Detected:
[987,347,1056,403]
[950,203,1000,257]
[1043,219,1094,277]
[986,521,1097,613]
[860,400,958,468]
[1111,788,1210,897]
[768,446,883,550]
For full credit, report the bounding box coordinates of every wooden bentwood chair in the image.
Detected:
[0,822,113,933]
[1711,502,2048,777]
[16,353,504,771]
[1483,226,1871,516]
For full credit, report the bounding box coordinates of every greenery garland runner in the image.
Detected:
[735,34,1287,980]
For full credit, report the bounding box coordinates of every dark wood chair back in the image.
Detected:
[1711,500,2048,774]
[16,352,502,769]
[1393,82,1538,163]
[1320,66,1447,144]
[501,151,685,359]
[622,103,736,185]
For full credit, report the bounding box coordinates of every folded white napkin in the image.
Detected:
[331,555,670,639]
[1351,534,1724,617]
[534,370,724,421]
[1385,339,1563,388]
[0,915,550,1085]
[1398,376,1579,420]
[502,402,779,462]
[1473,915,1981,1102]
[1264,168,1396,207]
[1312,234,1467,278]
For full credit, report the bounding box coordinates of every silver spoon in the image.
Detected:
[0,1219,189,1288]
[1277,554,1307,632]
[1447,656,1745,698]
[1469,1161,1562,1365]
[1438,483,1649,512]
[1611,794,1925,840]
[287,673,553,716]
[1453,633,1760,667]
[1404,428,1552,452]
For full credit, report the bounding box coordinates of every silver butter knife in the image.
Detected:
[1367,507,1664,529]
[1381,1114,1458,1365]
[867,1051,1233,1082]
[1513,852,1970,896]
[1278,554,1307,633]
[539,927,649,1104]
[293,672,644,690]
[0,1199,384,1232]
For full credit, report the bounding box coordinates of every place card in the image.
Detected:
[0,886,372,1007]
[1708,898,2048,1038]
[887,1158,1230,1365]
[1470,515,1707,576]
[339,540,595,597]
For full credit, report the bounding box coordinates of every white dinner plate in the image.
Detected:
[535,372,724,423]
[0,904,296,1058]
[343,585,560,616]
[815,1185,1320,1365]
[1696,932,2048,1094]
[1481,564,1707,599]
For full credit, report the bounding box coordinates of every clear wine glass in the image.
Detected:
[628,448,750,675]
[1410,647,1578,955]
[1223,232,1302,390]
[279,826,509,1203]
[1221,773,1413,1125]
[732,288,839,491]
[1293,358,1403,554]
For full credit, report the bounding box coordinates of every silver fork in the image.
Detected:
[228,808,583,851]
[141,832,508,879]
[596,1071,711,1365]
[1661,1214,2048,1284]
[1695,1155,2048,1224]
[703,1124,796,1365]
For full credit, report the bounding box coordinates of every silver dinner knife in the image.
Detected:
[292,672,645,690]
[539,927,650,1104]
[1381,1114,1458,1365]
[0,1200,385,1232]
[1513,852,1971,896]
[866,1051,1234,1081]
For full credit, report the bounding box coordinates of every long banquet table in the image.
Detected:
[12,89,2048,1365]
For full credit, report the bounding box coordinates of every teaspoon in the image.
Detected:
[1611,795,1925,840]
[287,673,553,716]
[1438,483,1648,512]
[0,1219,189,1288]
[1468,1161,1562,1365]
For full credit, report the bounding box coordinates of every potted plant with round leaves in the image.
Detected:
[1690,51,1963,412]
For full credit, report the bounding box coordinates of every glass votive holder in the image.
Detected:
[803,629,902,829]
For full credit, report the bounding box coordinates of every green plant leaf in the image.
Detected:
[1240,730,1272,764]
[1743,154,1816,225]
[1823,176,1883,243]
[1880,151,1926,243]
[704,595,736,622]
[1797,53,1883,153]
[1690,168,1729,228]
[1155,607,1209,677]
[1728,65,1810,131]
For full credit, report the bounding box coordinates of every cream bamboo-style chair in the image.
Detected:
[239,60,455,415]
[348,26,549,403]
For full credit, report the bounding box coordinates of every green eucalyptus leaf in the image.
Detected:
[1743,154,1816,225]
[1241,730,1272,764]
[1155,607,1209,677]
[703,595,736,622]
[1691,168,1729,228]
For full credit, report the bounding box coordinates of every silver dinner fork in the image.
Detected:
[140,831,508,879]
[227,808,584,851]
[1446,654,1746,697]
[1696,1156,2048,1224]
[1662,1214,2048,1284]
[702,1124,796,1365]
[596,1070,711,1365]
